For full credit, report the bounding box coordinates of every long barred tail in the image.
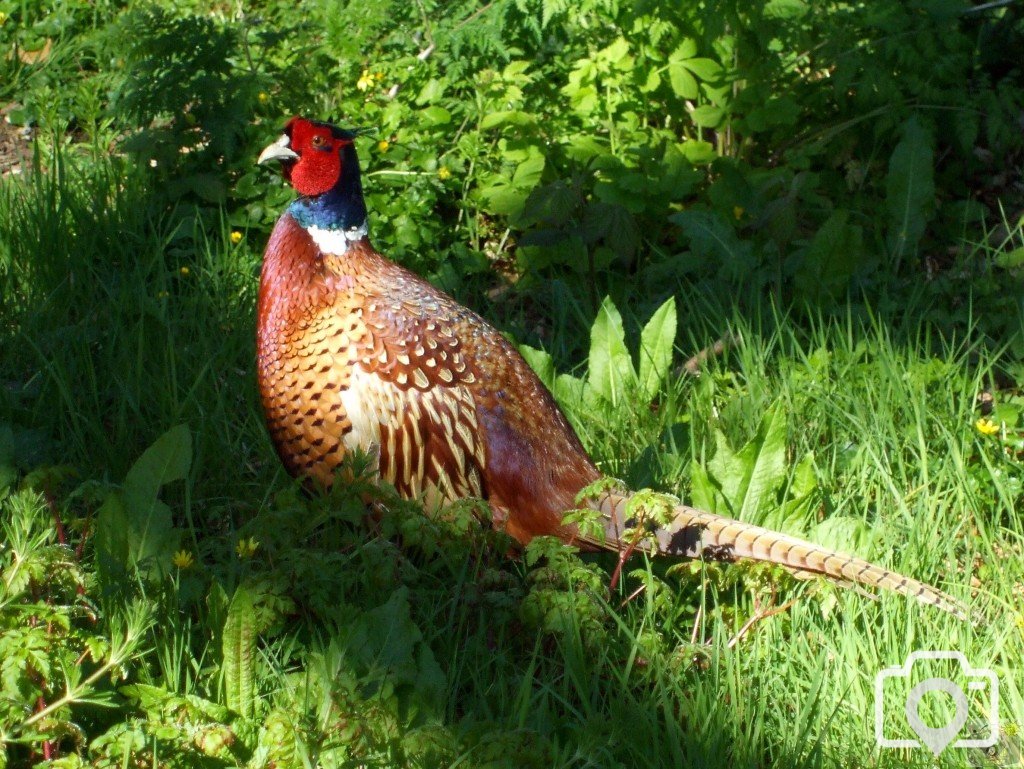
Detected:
[580,490,966,619]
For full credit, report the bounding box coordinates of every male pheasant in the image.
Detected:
[256,117,962,616]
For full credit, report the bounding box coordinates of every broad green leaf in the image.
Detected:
[184,174,226,204]
[760,452,819,533]
[952,109,979,153]
[637,297,677,401]
[680,58,722,81]
[94,426,190,578]
[415,77,447,105]
[0,426,16,498]
[745,97,800,130]
[668,63,698,99]
[420,105,451,126]
[668,41,716,98]
[516,235,588,274]
[670,210,754,279]
[125,499,178,571]
[990,401,1021,427]
[679,140,717,164]
[764,0,809,19]
[477,183,529,218]
[94,493,131,578]
[707,404,788,521]
[565,134,609,162]
[690,104,724,128]
[121,424,190,572]
[349,588,446,714]
[995,246,1024,269]
[886,117,935,262]
[479,110,536,130]
[519,180,578,227]
[223,586,258,717]
[581,201,638,256]
[640,68,661,93]
[588,297,636,407]
[254,709,300,769]
[512,154,545,188]
[688,462,725,515]
[518,344,556,389]
[567,84,599,114]
[810,515,874,556]
[599,37,631,67]
[553,373,596,410]
[124,424,191,504]
[793,209,866,302]
[789,451,818,498]
[670,39,698,61]
[502,60,532,80]
[119,683,176,711]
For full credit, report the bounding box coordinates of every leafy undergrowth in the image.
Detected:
[2,0,1024,345]
[0,124,1020,769]
[1,0,1024,766]
[2,283,1024,767]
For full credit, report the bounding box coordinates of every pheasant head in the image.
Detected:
[258,117,368,235]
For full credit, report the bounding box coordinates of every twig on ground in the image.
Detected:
[681,331,740,376]
[690,604,703,645]
[726,592,796,649]
[618,583,646,609]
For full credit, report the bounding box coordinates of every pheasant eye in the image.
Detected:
[311,134,327,147]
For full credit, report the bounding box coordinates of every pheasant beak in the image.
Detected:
[257,134,299,165]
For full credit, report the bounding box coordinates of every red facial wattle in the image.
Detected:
[267,117,349,197]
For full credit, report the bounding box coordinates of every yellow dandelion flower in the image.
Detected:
[733,206,744,220]
[356,69,375,91]
[172,550,195,569]
[230,231,242,244]
[236,536,260,559]
[437,167,452,181]
[374,71,384,81]
[975,417,1000,436]
[378,140,390,152]
[257,92,269,104]
[180,266,190,276]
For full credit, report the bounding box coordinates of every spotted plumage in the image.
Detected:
[256,199,594,543]
[256,117,965,617]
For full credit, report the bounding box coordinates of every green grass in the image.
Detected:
[3,1,1024,765]
[1,145,1022,768]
